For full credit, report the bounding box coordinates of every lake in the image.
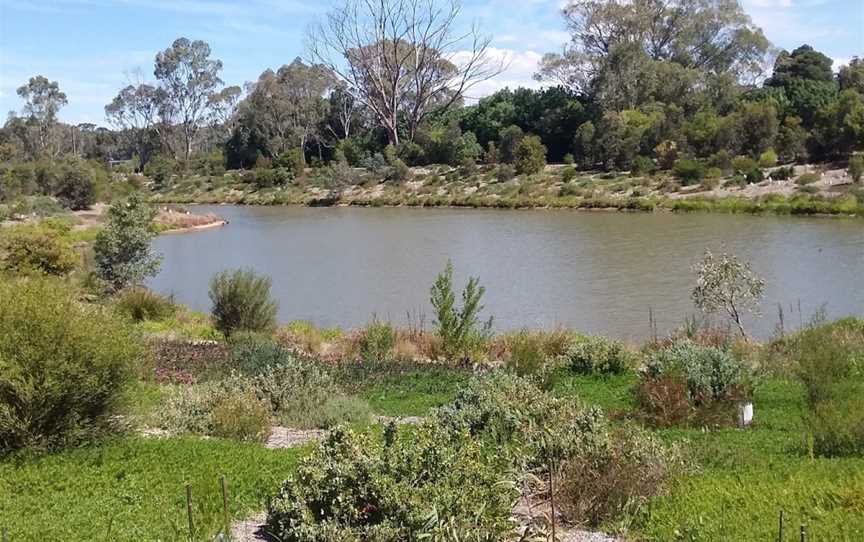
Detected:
[149,205,864,340]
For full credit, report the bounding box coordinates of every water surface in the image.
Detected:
[149,205,864,340]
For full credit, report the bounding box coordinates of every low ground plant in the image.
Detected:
[0,438,303,540]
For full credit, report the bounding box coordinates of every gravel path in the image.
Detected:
[264,427,326,449]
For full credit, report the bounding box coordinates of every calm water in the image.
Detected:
[149,205,864,340]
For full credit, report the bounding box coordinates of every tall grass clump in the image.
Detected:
[791,319,864,456]
[0,278,145,453]
[209,268,278,337]
[495,329,574,378]
[358,319,395,362]
[114,287,177,322]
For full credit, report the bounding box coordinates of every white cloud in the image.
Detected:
[833,57,851,73]
[453,48,546,101]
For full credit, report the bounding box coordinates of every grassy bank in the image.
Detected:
[147,163,864,218]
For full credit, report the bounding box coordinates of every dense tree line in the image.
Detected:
[1,0,862,204]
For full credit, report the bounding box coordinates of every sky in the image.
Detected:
[0,0,862,125]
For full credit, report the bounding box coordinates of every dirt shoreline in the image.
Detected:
[158,219,227,234]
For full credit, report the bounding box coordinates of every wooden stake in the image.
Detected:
[778,510,783,542]
[220,475,230,536]
[186,484,195,541]
[800,524,806,542]
[549,458,556,542]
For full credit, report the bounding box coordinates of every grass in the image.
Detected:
[551,368,639,413]
[353,365,470,417]
[543,369,864,540]
[0,437,303,541]
[136,309,221,341]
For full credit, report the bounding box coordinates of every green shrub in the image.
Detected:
[253,168,277,189]
[429,261,492,361]
[745,167,764,184]
[496,163,515,182]
[642,341,749,404]
[563,153,575,165]
[707,150,732,172]
[771,165,795,180]
[144,155,175,190]
[210,389,272,443]
[848,153,864,183]
[563,335,631,375]
[792,319,864,456]
[209,268,278,337]
[796,172,820,185]
[514,135,547,175]
[160,379,253,436]
[758,149,778,168]
[313,395,373,429]
[266,424,516,540]
[561,165,578,183]
[359,320,395,362]
[0,223,77,275]
[0,278,144,453]
[673,158,705,184]
[273,149,305,178]
[93,193,162,291]
[56,159,97,210]
[115,288,176,322]
[230,340,370,429]
[434,372,606,470]
[731,155,757,174]
[231,335,294,376]
[387,157,411,183]
[630,155,656,176]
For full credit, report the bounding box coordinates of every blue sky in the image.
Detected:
[1,0,862,125]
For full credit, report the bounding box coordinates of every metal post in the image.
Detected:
[800,524,806,542]
[778,510,784,542]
